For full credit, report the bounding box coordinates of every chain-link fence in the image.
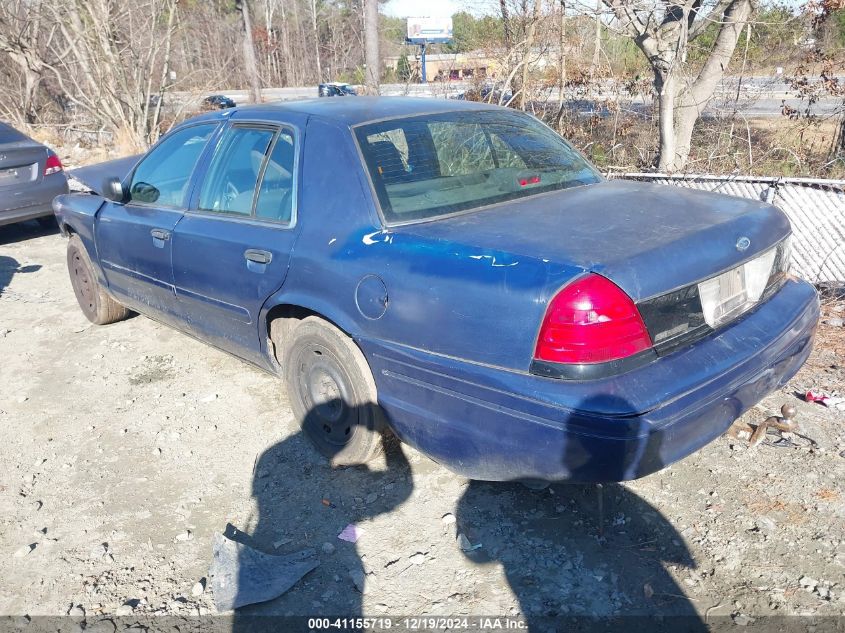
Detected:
[616,173,845,283]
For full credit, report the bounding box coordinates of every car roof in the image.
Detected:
[224,96,500,127]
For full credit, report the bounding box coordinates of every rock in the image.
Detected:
[349,569,367,593]
[756,517,777,533]
[67,604,85,617]
[409,553,426,565]
[827,318,844,327]
[799,576,818,590]
[365,492,378,504]
[733,614,754,626]
[115,604,134,616]
[321,542,335,555]
[86,620,117,633]
[456,533,481,552]
[175,530,193,542]
[441,513,456,525]
[90,543,108,559]
[818,585,831,599]
[13,543,35,558]
[192,578,206,596]
[457,533,472,551]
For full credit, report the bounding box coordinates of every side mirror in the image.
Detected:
[102,176,124,202]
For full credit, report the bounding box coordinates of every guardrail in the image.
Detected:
[616,173,845,283]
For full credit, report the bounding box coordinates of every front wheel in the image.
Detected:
[66,234,130,325]
[282,316,385,466]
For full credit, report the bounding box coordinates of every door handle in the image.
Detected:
[150,228,170,241]
[244,249,272,265]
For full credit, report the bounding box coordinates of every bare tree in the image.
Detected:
[40,0,182,149]
[237,0,262,103]
[519,0,543,109]
[310,0,323,83]
[0,1,51,125]
[363,0,379,92]
[602,0,757,171]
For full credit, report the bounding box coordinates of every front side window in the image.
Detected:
[355,110,601,223]
[129,124,215,206]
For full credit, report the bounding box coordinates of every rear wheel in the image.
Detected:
[66,234,130,325]
[282,316,385,466]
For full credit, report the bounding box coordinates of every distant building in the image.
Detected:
[384,51,500,82]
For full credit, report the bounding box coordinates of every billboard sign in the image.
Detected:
[406,17,453,44]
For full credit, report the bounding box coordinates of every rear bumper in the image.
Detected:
[0,173,68,226]
[361,277,819,482]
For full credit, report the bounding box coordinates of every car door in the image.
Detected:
[96,123,217,325]
[171,122,300,361]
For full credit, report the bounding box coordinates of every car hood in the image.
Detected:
[394,179,791,302]
[70,154,142,193]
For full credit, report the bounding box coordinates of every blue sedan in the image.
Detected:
[53,98,819,483]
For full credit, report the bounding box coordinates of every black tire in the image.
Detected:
[282,316,385,466]
[66,234,130,325]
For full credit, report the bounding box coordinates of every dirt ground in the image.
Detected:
[1,219,844,631]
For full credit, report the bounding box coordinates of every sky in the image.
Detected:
[383,0,470,18]
[382,0,806,19]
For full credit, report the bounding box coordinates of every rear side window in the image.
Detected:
[197,125,296,225]
[355,110,600,223]
[129,124,215,206]
[199,127,276,215]
[255,130,295,223]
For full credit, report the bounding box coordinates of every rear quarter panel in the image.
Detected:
[263,117,584,372]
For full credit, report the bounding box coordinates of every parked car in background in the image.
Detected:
[54,98,818,483]
[203,95,236,110]
[318,82,357,97]
[0,122,68,227]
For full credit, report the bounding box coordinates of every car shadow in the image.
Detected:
[0,218,58,246]
[230,411,412,630]
[0,255,41,297]
[227,396,705,632]
[455,394,707,631]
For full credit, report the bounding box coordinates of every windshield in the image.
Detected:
[355,109,601,224]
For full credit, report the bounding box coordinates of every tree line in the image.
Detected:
[0,0,842,171]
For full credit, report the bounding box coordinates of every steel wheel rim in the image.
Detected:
[71,249,95,312]
[297,344,357,447]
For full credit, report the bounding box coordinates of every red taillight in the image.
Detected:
[44,153,63,176]
[534,274,652,365]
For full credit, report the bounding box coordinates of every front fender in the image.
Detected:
[52,193,107,282]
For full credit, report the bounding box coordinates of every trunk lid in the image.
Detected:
[0,124,48,208]
[395,179,790,302]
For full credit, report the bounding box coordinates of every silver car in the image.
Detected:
[0,122,68,227]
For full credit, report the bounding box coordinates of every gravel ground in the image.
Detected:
[1,220,844,631]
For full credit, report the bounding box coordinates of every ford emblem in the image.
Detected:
[736,236,751,252]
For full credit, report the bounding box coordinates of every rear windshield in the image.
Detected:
[355,109,600,223]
